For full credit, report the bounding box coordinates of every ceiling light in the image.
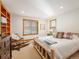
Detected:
[60,6,63,9]
[22,11,24,14]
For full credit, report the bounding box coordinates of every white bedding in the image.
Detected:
[37,36,79,59]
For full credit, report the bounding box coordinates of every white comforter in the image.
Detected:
[37,36,79,59]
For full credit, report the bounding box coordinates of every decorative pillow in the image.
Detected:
[72,34,79,40]
[63,32,73,39]
[56,32,64,38]
[53,32,57,38]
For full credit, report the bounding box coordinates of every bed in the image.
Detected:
[33,33,79,59]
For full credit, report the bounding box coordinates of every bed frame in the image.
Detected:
[33,39,55,59]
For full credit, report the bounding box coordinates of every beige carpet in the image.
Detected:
[12,42,79,59]
[12,42,42,59]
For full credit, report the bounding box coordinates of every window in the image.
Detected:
[23,19,38,35]
[50,19,56,32]
[50,19,56,28]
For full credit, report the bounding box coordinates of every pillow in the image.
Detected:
[53,32,57,38]
[63,32,73,39]
[56,32,64,38]
[72,34,79,40]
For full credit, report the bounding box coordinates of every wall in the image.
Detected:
[47,8,79,33]
[56,8,79,33]
[11,8,79,39]
[11,14,48,39]
[11,14,23,34]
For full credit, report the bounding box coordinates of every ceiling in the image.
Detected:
[2,0,79,19]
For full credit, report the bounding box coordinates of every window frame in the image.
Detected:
[23,19,38,36]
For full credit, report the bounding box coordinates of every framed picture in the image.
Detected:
[50,19,56,29]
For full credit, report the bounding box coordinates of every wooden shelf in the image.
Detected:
[7,19,10,22]
[6,12,10,19]
[6,25,10,27]
[6,23,10,25]
[0,1,11,59]
[1,5,6,16]
[0,3,10,37]
[1,12,6,17]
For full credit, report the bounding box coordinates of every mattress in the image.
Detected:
[36,36,79,59]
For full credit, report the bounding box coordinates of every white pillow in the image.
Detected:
[38,36,53,41]
[72,34,79,40]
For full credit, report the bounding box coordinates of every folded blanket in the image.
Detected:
[44,40,57,45]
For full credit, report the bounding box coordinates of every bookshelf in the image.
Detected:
[0,3,10,38]
[0,1,11,59]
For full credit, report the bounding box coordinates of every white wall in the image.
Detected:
[11,14,48,39]
[56,8,79,33]
[11,14,23,34]
[38,20,48,35]
[11,8,79,39]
